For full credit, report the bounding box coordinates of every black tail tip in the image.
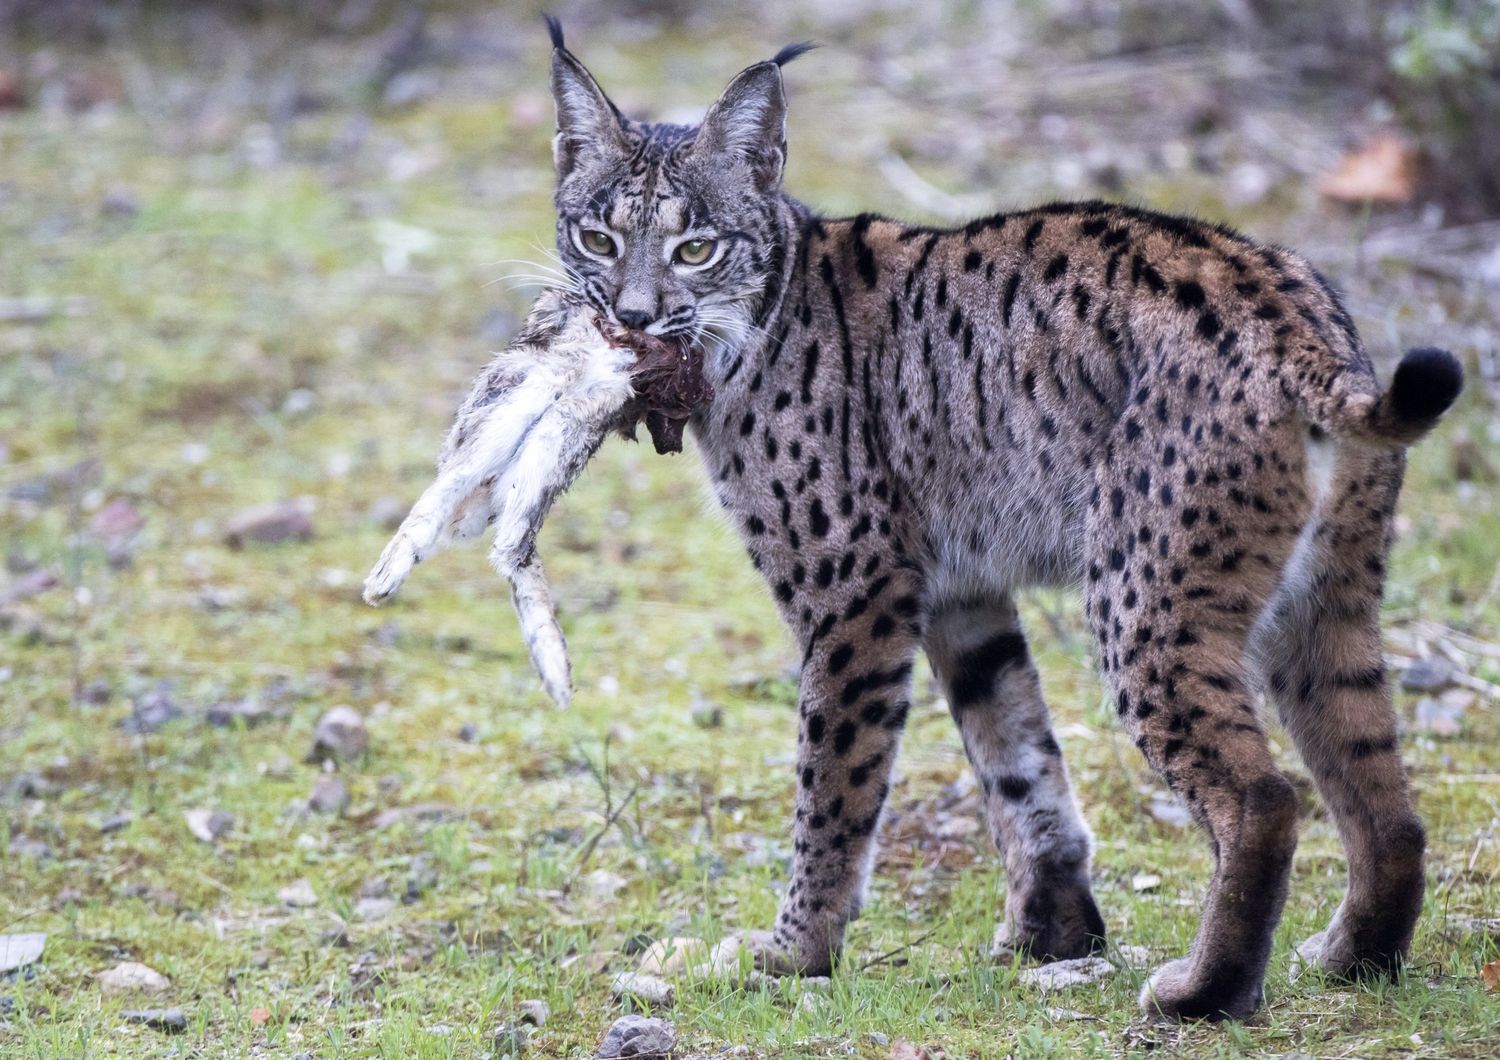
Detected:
[543,13,565,50]
[1391,347,1463,424]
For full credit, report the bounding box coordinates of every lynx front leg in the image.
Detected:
[925,595,1105,961]
[718,587,920,976]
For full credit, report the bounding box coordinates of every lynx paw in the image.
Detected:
[1139,956,1263,1022]
[709,930,833,979]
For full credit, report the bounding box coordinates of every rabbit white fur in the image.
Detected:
[363,290,640,708]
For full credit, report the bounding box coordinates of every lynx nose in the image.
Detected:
[615,308,654,331]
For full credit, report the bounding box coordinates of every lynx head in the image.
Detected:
[544,16,811,358]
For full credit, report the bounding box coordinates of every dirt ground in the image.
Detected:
[2,2,1497,1057]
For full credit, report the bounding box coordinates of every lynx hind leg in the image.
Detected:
[924,594,1104,961]
[1253,443,1424,980]
[1091,419,1313,1021]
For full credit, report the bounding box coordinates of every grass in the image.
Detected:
[2,4,1498,1057]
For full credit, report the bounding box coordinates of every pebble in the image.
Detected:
[584,869,627,899]
[1132,873,1162,892]
[1415,690,1471,737]
[308,705,368,762]
[8,836,52,861]
[184,808,233,843]
[223,500,313,548]
[636,937,709,977]
[1146,792,1192,829]
[1017,956,1116,991]
[404,853,438,903]
[97,961,170,995]
[120,684,180,734]
[205,698,272,728]
[308,774,350,815]
[278,879,318,908]
[597,1014,676,1057]
[0,933,45,973]
[1401,657,1455,694]
[98,812,133,834]
[610,971,675,1007]
[353,897,396,921]
[367,496,407,531]
[518,999,549,1026]
[121,1007,187,1033]
[493,1021,530,1055]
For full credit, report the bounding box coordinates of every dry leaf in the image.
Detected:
[250,1006,270,1025]
[1482,959,1500,992]
[1319,134,1420,205]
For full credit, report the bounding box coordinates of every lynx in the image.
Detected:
[539,18,1462,1019]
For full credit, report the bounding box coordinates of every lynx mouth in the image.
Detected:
[600,319,715,454]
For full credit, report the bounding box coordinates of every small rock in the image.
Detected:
[1131,873,1162,892]
[864,1031,890,1047]
[278,879,318,908]
[610,972,674,1007]
[637,937,709,977]
[98,811,133,834]
[281,388,319,416]
[97,961,171,995]
[0,69,23,109]
[493,1021,530,1055]
[1415,690,1471,737]
[597,1014,676,1057]
[308,774,350,815]
[1146,792,1192,829]
[518,999,549,1027]
[688,700,723,729]
[1,568,59,607]
[366,496,407,531]
[121,1007,187,1033]
[1017,956,1116,991]
[1451,428,1498,483]
[120,683,180,734]
[100,190,139,219]
[456,722,478,743]
[184,808,233,843]
[0,933,45,973]
[223,500,313,548]
[90,497,144,542]
[404,853,438,903]
[584,870,627,900]
[307,705,368,763]
[7,771,55,799]
[1401,657,1455,694]
[205,698,272,728]
[353,896,396,921]
[8,836,51,861]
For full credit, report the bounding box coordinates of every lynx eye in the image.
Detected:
[675,238,716,266]
[581,229,616,257]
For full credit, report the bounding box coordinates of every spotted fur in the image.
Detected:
[542,23,1464,1020]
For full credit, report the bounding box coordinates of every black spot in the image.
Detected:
[947,630,1028,710]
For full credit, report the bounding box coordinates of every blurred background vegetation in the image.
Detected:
[1,1,1496,1057]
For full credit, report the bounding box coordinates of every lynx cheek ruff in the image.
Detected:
[362,288,711,707]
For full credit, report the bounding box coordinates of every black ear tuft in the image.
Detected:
[544,13,565,50]
[772,41,819,67]
[1390,347,1463,425]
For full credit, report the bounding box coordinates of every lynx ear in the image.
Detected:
[692,61,790,192]
[547,21,626,178]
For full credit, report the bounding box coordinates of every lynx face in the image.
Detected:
[548,34,811,359]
